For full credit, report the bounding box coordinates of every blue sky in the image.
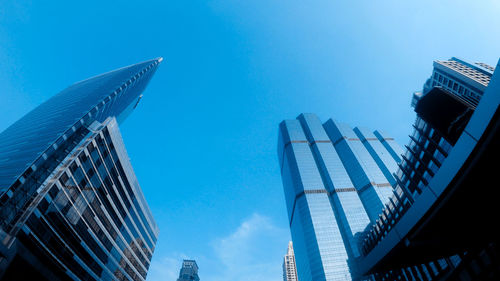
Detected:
[1,1,499,280]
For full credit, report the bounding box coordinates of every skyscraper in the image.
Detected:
[0,58,162,280]
[177,260,200,281]
[359,58,499,280]
[405,57,493,201]
[283,241,298,281]
[277,113,402,281]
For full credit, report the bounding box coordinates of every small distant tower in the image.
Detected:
[283,241,298,281]
[177,260,200,281]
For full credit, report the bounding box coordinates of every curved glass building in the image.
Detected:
[0,58,161,281]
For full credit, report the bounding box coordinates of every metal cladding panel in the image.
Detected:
[0,59,161,191]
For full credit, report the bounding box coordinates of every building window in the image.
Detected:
[438,138,452,153]
[424,139,430,149]
[428,160,439,174]
[423,171,431,183]
[433,149,446,164]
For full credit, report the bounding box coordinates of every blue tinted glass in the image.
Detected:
[278,114,401,280]
[0,59,161,191]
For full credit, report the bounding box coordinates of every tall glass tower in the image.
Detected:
[0,58,162,281]
[277,113,403,281]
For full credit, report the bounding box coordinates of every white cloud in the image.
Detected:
[208,213,289,281]
[214,213,277,264]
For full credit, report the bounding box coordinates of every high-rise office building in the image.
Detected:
[283,241,298,281]
[0,58,162,280]
[359,58,499,280]
[177,260,200,281]
[405,57,493,201]
[277,113,403,280]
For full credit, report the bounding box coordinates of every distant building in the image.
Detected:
[177,260,200,281]
[278,113,402,280]
[283,241,298,281]
[0,59,162,280]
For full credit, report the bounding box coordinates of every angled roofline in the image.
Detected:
[0,58,162,195]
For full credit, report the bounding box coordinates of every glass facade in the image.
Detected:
[0,59,161,280]
[0,58,161,192]
[278,113,402,281]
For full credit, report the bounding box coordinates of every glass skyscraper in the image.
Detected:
[0,58,162,280]
[277,113,403,281]
[177,260,200,281]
